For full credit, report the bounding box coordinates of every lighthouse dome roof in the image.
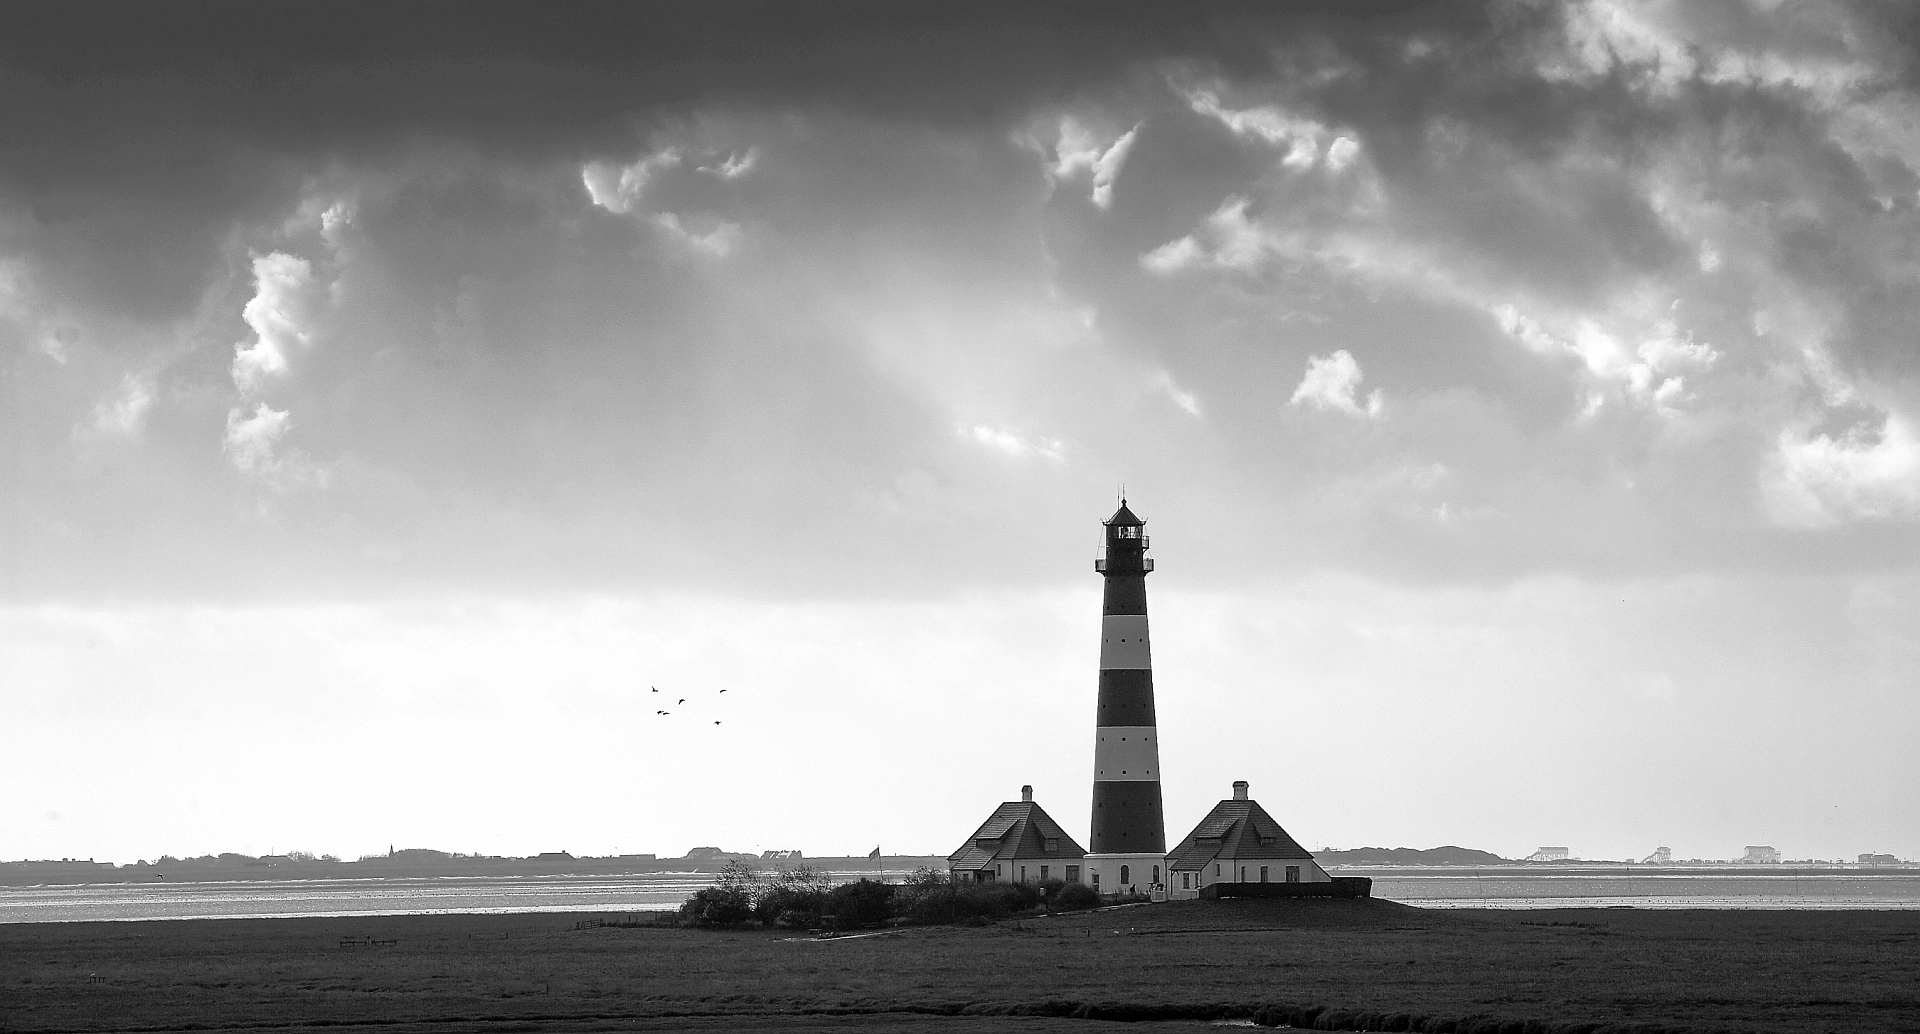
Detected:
[1104,501,1144,527]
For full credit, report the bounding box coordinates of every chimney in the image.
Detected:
[1232,780,1249,801]
[1021,785,1033,803]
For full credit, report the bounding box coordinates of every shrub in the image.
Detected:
[826,878,896,928]
[753,886,828,927]
[1053,882,1100,911]
[895,880,962,924]
[678,886,754,926]
[714,859,764,893]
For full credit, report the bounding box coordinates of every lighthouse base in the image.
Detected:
[1084,852,1168,899]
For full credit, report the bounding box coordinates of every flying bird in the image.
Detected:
[714,721,721,725]
[719,689,727,693]
[651,686,659,693]
[678,698,685,705]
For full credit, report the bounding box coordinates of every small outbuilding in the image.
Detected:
[947,785,1088,884]
[1165,780,1330,899]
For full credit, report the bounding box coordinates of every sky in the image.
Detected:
[2,0,1917,865]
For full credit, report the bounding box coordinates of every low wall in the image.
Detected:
[1200,876,1372,900]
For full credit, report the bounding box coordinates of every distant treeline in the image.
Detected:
[0,850,948,887]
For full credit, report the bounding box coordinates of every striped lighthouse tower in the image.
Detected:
[1085,499,1167,896]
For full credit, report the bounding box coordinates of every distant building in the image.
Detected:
[1525,847,1571,862]
[1740,846,1781,864]
[761,849,803,860]
[1165,781,1330,899]
[1642,847,1672,864]
[683,846,730,861]
[948,785,1086,884]
[1859,853,1900,865]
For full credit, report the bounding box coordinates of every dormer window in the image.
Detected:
[1046,838,1059,853]
[1260,835,1276,847]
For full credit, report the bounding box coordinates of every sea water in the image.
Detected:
[1362,867,1920,909]
[3,867,1916,923]
[0,870,916,924]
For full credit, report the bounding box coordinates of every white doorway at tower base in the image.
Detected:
[1084,852,1169,900]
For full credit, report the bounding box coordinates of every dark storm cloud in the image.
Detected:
[0,0,1477,316]
[7,0,1920,605]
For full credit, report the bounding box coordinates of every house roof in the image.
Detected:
[1166,797,1315,871]
[947,798,1088,871]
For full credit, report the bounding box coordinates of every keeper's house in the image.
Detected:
[948,785,1087,885]
[1165,780,1330,899]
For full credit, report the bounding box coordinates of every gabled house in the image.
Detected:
[947,785,1088,884]
[1165,780,1330,898]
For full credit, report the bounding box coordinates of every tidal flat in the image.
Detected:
[2,899,1914,1033]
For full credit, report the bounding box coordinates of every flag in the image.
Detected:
[868,846,881,860]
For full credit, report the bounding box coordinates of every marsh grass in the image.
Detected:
[1,901,1914,1033]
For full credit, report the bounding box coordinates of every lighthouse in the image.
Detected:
[1085,500,1167,896]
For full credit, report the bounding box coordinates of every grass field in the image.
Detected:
[2,899,1916,1033]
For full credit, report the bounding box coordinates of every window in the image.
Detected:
[1260,835,1275,847]
[1040,865,1049,880]
[1214,863,1220,878]
[1239,866,1246,882]
[1045,838,1059,852]
[1020,865,1027,882]
[1119,864,1130,885]
[1260,866,1269,883]
[1065,865,1079,883]
[1286,865,1300,884]
[1092,872,1100,889]
[1151,864,1160,885]
[1182,872,1190,889]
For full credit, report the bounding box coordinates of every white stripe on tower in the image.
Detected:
[1098,614,1152,669]
[1092,726,1160,780]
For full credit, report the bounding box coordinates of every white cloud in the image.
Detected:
[89,375,154,436]
[962,424,1066,463]
[1289,350,1381,418]
[1493,305,1718,414]
[702,148,759,180]
[0,257,75,363]
[651,212,743,258]
[1185,88,1327,169]
[319,200,354,250]
[1140,196,1276,274]
[1048,118,1142,210]
[223,403,291,474]
[1140,234,1206,275]
[230,252,320,393]
[1151,369,1201,417]
[581,148,682,215]
[1492,303,1559,355]
[1325,135,1360,172]
[1551,0,1872,101]
[1766,414,1920,527]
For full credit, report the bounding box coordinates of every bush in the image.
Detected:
[826,878,896,928]
[678,886,754,926]
[1053,882,1100,911]
[754,886,828,928]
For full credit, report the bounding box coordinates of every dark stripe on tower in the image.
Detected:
[1089,781,1166,853]
[1102,573,1147,615]
[1096,669,1156,726]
